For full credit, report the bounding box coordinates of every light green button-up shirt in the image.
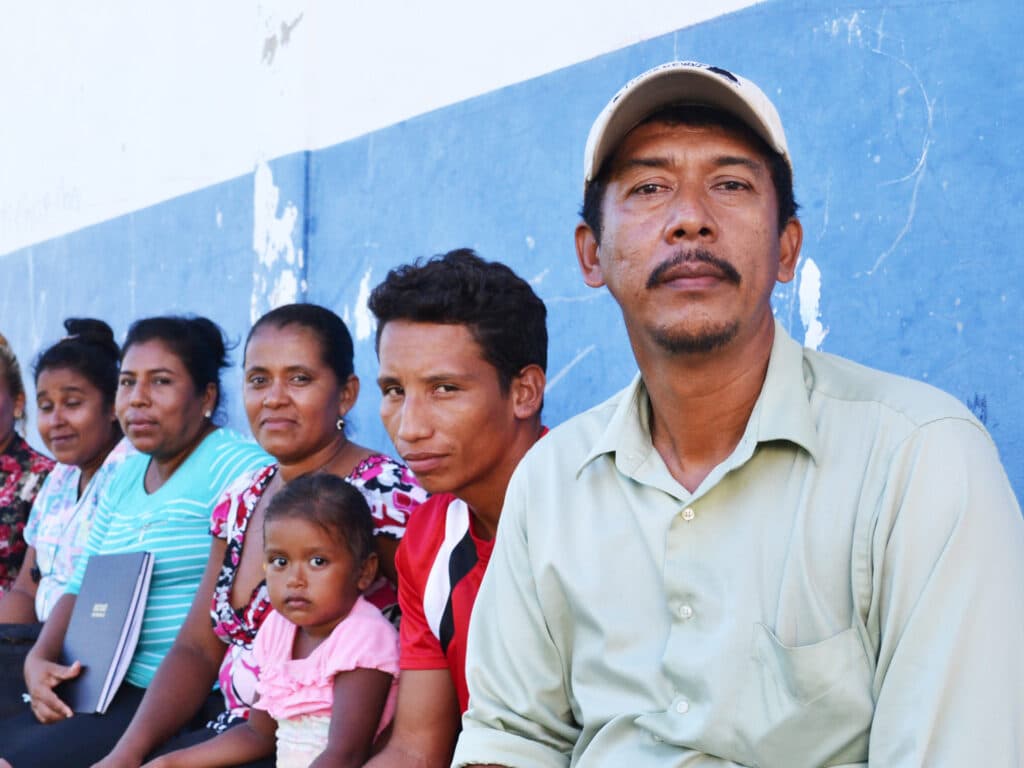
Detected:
[454,322,1024,768]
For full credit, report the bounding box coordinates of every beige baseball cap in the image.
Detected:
[583,61,791,185]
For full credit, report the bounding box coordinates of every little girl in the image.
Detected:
[147,474,399,768]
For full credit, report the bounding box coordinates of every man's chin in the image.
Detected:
[651,321,740,355]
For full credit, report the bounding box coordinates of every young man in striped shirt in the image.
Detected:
[365,249,547,768]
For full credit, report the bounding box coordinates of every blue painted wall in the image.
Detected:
[4,0,1022,500]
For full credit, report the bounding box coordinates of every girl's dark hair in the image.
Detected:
[264,474,375,564]
[122,316,230,418]
[34,318,121,409]
[245,304,355,383]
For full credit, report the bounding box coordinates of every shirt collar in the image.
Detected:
[578,319,821,476]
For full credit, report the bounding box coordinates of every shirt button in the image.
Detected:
[678,604,694,620]
[675,699,690,714]
[681,507,695,521]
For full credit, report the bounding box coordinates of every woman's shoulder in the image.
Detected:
[191,428,274,486]
[1,433,55,478]
[346,453,428,502]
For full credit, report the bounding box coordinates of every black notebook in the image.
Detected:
[59,551,154,714]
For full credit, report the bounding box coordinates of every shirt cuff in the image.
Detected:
[452,725,569,768]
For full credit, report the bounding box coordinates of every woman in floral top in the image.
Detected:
[0,335,54,595]
[98,304,426,768]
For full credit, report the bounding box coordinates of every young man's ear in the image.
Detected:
[511,364,546,421]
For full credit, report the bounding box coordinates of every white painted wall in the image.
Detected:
[0,0,761,257]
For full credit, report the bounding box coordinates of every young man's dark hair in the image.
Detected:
[368,248,548,391]
[581,104,798,241]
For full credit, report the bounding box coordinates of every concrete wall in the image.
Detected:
[3,0,1022,501]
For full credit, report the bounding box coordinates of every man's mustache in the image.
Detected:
[646,249,742,289]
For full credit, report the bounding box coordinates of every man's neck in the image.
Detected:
[465,421,545,541]
[640,321,775,493]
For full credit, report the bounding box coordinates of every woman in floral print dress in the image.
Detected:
[0,335,54,595]
[97,304,426,768]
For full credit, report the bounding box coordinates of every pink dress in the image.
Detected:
[252,596,400,767]
[208,456,426,730]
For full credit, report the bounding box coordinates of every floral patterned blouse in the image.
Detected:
[207,454,427,730]
[0,434,55,593]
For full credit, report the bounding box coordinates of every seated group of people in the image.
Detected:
[0,249,534,768]
[2,60,1022,768]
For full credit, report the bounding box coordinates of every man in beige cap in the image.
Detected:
[453,61,1024,767]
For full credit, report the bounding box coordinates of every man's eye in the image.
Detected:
[435,384,458,394]
[247,375,267,386]
[381,385,403,397]
[118,377,134,388]
[291,374,311,385]
[634,183,664,195]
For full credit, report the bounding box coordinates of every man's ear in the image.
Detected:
[776,217,803,284]
[575,223,606,288]
[510,364,546,421]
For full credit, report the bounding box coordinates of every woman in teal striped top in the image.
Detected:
[1,316,270,768]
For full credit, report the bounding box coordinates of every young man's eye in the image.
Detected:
[290,374,311,385]
[118,377,134,388]
[154,377,172,386]
[435,383,458,394]
[247,375,267,387]
[380,385,403,398]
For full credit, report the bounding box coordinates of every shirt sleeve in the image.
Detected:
[65,457,134,594]
[453,465,579,768]
[866,417,1024,765]
[395,528,448,671]
[22,469,59,547]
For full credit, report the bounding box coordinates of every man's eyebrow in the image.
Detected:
[619,156,672,172]
[712,155,764,172]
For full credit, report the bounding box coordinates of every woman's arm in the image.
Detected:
[141,707,277,768]
[23,591,80,722]
[0,545,40,623]
[93,538,232,768]
[311,668,392,768]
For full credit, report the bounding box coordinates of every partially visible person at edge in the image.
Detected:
[363,248,547,768]
[0,319,134,717]
[0,315,270,768]
[454,62,1024,768]
[94,304,426,768]
[0,334,54,596]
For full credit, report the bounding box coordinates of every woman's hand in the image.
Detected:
[23,655,80,723]
[91,749,145,768]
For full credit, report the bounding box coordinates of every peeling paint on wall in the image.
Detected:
[352,267,375,342]
[251,160,304,323]
[798,257,828,350]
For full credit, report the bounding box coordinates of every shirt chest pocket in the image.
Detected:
[737,623,873,768]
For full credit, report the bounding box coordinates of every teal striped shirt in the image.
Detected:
[67,428,271,688]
